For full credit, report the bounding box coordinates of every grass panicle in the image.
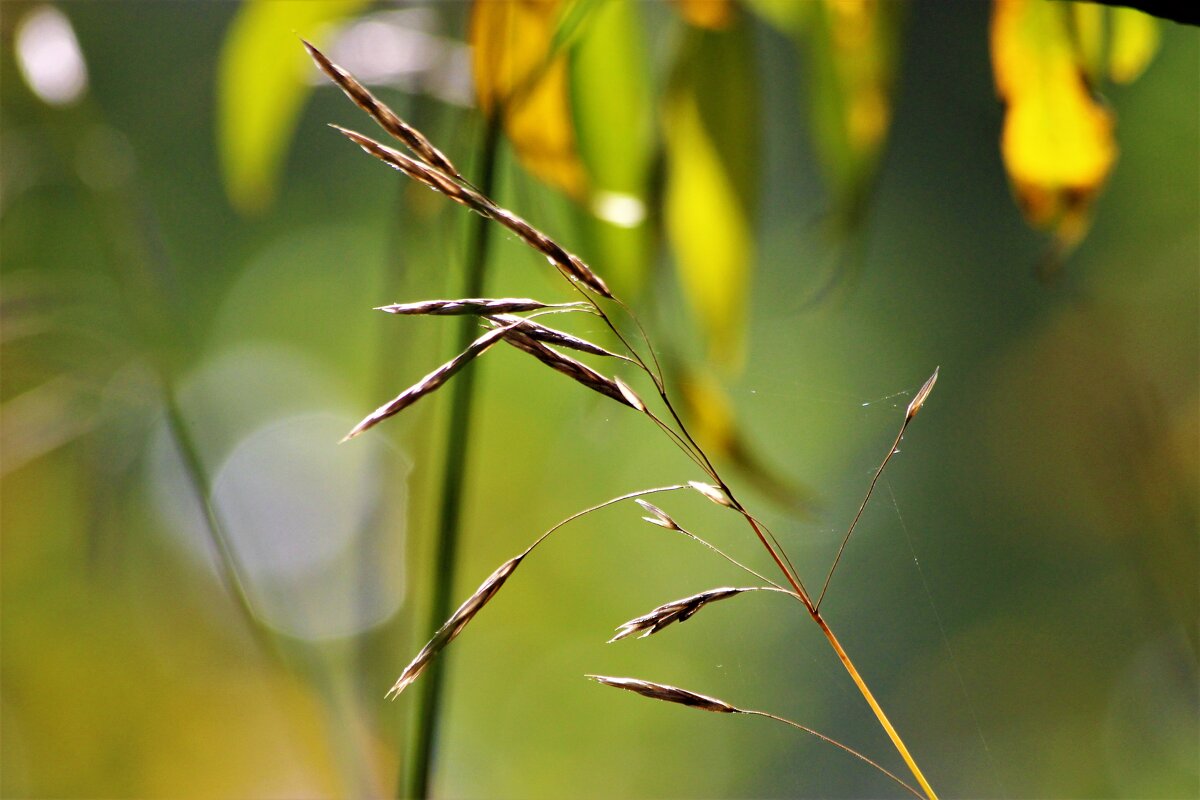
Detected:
[306,40,942,800]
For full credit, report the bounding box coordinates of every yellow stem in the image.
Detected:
[814,614,939,800]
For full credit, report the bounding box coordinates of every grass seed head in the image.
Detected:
[906,366,940,421]
[688,481,734,508]
[387,554,527,699]
[609,587,754,642]
[303,40,462,180]
[586,675,739,714]
[376,298,557,316]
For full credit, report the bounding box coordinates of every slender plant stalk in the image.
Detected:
[403,112,503,800]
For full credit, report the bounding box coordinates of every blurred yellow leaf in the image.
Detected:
[471,0,587,199]
[673,0,734,30]
[664,19,758,370]
[570,0,653,293]
[991,0,1116,251]
[1109,7,1160,84]
[807,0,904,232]
[217,0,368,214]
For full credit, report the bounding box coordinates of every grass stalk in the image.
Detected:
[402,111,503,800]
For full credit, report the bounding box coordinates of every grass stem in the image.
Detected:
[403,112,503,800]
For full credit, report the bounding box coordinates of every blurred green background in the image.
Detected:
[2,1,1196,798]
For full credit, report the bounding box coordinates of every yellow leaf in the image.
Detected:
[217,0,369,214]
[663,22,758,370]
[991,0,1116,249]
[673,0,734,30]
[470,0,586,199]
[1108,7,1160,84]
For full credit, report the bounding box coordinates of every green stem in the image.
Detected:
[403,112,503,800]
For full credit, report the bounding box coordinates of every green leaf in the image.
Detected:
[217,0,368,214]
[1108,6,1160,84]
[569,0,653,293]
[663,18,759,370]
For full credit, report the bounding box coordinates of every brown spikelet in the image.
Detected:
[499,328,636,409]
[609,587,757,642]
[302,40,462,180]
[486,314,623,359]
[634,499,680,530]
[586,675,739,714]
[688,480,734,508]
[376,298,567,316]
[905,366,939,421]
[387,554,527,699]
[614,376,647,413]
[342,324,511,441]
[331,126,612,298]
[334,125,471,202]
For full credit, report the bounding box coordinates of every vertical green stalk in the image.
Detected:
[403,112,503,800]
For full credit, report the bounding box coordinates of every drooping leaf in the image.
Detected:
[991,0,1117,254]
[663,16,759,370]
[570,0,654,293]
[1108,6,1161,84]
[217,0,369,214]
[805,0,905,235]
[470,0,587,199]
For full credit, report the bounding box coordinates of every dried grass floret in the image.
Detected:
[609,587,759,642]
[498,327,636,409]
[376,298,572,316]
[342,323,515,441]
[303,39,461,180]
[586,675,737,713]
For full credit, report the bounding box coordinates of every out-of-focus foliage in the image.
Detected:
[570,0,653,294]
[990,0,1159,262]
[805,0,905,233]
[470,0,587,199]
[663,12,759,370]
[673,0,735,31]
[217,0,370,213]
[1108,6,1161,82]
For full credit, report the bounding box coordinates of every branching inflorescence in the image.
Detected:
[305,40,940,799]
